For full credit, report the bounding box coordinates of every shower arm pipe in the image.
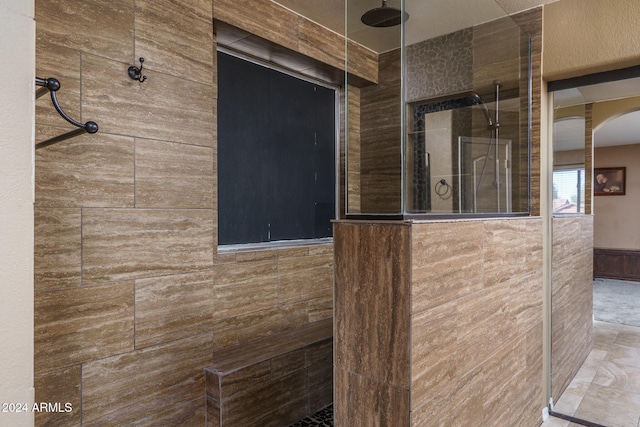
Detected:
[35,77,98,150]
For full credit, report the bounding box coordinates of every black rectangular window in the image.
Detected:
[217,51,336,245]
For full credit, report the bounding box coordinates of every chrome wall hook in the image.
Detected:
[128,57,147,83]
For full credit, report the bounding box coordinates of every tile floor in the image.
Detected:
[542,320,640,427]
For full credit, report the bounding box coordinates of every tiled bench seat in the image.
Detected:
[205,319,333,427]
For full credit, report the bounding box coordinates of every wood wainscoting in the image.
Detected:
[594,248,640,281]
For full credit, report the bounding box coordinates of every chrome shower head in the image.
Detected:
[361,0,408,28]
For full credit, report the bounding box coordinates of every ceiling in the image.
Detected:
[271,0,640,149]
[273,0,560,53]
[554,77,640,149]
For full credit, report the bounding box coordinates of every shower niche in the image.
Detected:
[345,0,531,218]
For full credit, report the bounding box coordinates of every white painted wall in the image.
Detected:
[0,0,35,426]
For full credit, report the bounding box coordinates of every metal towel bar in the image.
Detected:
[35,77,98,149]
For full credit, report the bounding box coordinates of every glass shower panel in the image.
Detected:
[552,97,587,214]
[345,0,403,216]
[403,0,530,216]
[345,0,531,217]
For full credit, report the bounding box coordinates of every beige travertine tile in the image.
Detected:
[234,302,308,343]
[222,370,309,426]
[410,301,458,408]
[213,0,299,53]
[82,208,214,284]
[307,243,333,256]
[218,360,272,402]
[457,282,514,376]
[308,349,333,413]
[34,366,81,427]
[483,219,529,286]
[579,214,594,249]
[82,333,213,426]
[552,216,584,261]
[298,17,344,72]
[334,223,411,388]
[211,259,278,320]
[233,249,280,263]
[35,0,134,63]
[213,251,237,265]
[35,40,80,130]
[135,138,214,209]
[272,348,307,380]
[36,132,135,208]
[509,269,543,332]
[359,50,402,213]
[211,318,238,351]
[473,17,522,69]
[524,322,544,422]
[525,218,544,271]
[410,367,484,427]
[411,221,483,313]
[481,337,527,427]
[551,292,593,398]
[133,397,205,427]
[135,0,214,85]
[82,54,215,147]
[135,271,215,348]
[335,368,410,427]
[346,38,379,85]
[34,208,81,291]
[307,294,333,322]
[278,251,333,303]
[206,396,220,427]
[552,250,592,307]
[34,282,134,373]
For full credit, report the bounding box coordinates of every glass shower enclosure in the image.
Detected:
[345,0,531,218]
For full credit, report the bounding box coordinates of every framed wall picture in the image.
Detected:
[594,167,626,196]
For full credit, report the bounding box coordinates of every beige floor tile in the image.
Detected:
[574,383,640,427]
[552,321,640,427]
[614,327,640,349]
[540,416,570,427]
[593,360,640,393]
[552,388,584,415]
[593,320,621,349]
[605,343,640,368]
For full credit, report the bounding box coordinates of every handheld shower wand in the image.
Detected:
[467,92,494,130]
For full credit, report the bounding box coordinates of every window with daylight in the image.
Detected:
[217,50,337,246]
[553,167,585,214]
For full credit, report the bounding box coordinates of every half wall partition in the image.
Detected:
[345,0,531,217]
[335,2,541,426]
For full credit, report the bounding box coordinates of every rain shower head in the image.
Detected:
[467,92,494,129]
[361,0,409,28]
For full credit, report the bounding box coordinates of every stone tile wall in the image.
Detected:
[334,217,544,426]
[410,218,544,426]
[34,0,339,424]
[551,215,594,400]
